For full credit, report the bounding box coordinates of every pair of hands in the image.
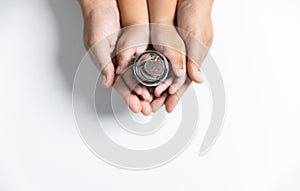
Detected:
[79,0,213,115]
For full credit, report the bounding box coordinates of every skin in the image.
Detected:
[147,0,177,25]
[157,0,214,113]
[116,0,152,115]
[78,0,214,114]
[177,0,214,83]
[148,0,214,113]
[147,0,186,112]
[78,0,150,115]
[78,0,119,88]
[116,0,149,74]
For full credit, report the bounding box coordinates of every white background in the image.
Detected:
[1,0,300,190]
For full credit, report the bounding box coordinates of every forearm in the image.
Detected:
[147,0,177,25]
[117,0,149,27]
[178,0,213,16]
[177,0,213,47]
[78,0,118,18]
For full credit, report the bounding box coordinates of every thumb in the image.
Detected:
[101,62,115,88]
[88,40,115,88]
[186,38,208,83]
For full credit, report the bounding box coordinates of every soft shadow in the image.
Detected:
[47,0,113,115]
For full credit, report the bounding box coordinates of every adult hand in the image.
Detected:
[151,0,214,113]
[177,0,214,83]
[79,0,120,88]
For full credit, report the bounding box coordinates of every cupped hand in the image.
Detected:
[150,0,214,113]
[80,0,120,88]
[115,25,153,115]
[177,0,214,83]
[113,73,152,116]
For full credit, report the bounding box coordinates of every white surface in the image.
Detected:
[1,0,300,190]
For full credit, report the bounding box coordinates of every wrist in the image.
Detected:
[150,18,174,26]
[150,23,177,36]
[122,21,149,27]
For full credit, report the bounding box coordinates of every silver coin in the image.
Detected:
[143,59,164,77]
[133,50,169,87]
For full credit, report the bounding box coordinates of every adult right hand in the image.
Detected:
[79,0,120,88]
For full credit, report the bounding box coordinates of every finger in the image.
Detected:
[133,85,152,102]
[128,94,143,113]
[114,76,142,113]
[148,92,154,103]
[140,86,152,102]
[101,62,115,88]
[165,95,180,113]
[168,68,186,95]
[187,58,203,83]
[164,49,186,94]
[165,78,191,113]
[148,87,155,102]
[141,100,152,116]
[186,38,209,83]
[151,92,168,112]
[133,85,143,95]
[120,65,152,102]
[154,77,173,97]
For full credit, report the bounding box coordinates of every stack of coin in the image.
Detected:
[133,50,169,87]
